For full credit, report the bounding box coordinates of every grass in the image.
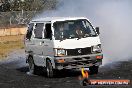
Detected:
[0,35,24,59]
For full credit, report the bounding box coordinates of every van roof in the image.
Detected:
[31,17,88,22]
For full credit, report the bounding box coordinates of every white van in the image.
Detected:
[25,17,103,77]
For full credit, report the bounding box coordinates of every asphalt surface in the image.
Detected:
[0,50,131,88]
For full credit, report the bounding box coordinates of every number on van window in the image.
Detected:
[34,23,44,39]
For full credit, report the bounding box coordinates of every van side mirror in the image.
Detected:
[95,27,100,35]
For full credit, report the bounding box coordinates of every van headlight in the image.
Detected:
[54,48,67,56]
[92,45,102,53]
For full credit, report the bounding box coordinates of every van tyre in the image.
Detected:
[46,59,54,78]
[28,56,37,74]
[89,66,99,74]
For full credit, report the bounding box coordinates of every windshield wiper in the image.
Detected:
[59,37,67,42]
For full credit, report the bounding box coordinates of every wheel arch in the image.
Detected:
[26,52,36,65]
[46,57,55,69]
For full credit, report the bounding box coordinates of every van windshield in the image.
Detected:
[53,19,97,40]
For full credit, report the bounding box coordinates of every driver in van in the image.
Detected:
[75,25,84,38]
[69,25,84,39]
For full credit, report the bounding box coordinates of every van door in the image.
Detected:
[43,23,54,59]
[32,23,45,66]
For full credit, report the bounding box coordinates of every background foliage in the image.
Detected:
[0,0,57,26]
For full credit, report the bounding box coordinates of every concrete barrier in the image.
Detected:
[0,27,27,36]
[0,29,5,36]
[19,27,27,35]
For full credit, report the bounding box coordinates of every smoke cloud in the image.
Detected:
[35,0,132,65]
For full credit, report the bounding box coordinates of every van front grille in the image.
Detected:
[66,47,92,56]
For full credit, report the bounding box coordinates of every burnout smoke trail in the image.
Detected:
[35,0,132,65]
[0,50,26,69]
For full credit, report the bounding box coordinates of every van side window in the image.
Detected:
[26,23,34,40]
[34,23,44,39]
[44,23,52,39]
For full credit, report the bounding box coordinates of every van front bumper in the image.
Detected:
[54,53,103,70]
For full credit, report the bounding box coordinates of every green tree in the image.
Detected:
[1,0,57,11]
[0,0,10,11]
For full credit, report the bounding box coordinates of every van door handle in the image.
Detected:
[41,41,44,43]
[44,45,48,46]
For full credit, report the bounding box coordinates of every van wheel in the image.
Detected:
[89,66,99,74]
[46,59,54,78]
[28,56,37,74]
